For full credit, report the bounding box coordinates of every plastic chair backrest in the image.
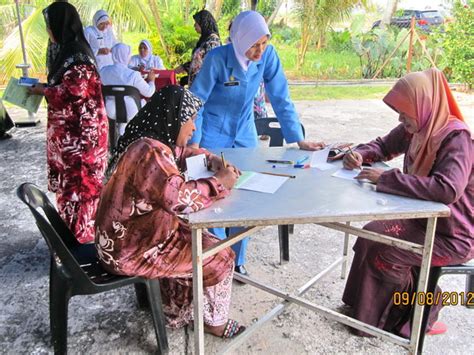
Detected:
[102,85,142,123]
[255,117,306,147]
[16,183,92,285]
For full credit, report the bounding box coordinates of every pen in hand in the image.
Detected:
[347,146,362,169]
[220,152,227,168]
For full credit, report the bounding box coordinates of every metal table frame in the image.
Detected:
[187,147,450,354]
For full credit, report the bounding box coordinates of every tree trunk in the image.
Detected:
[214,0,224,19]
[267,0,285,26]
[380,0,398,29]
[148,0,170,57]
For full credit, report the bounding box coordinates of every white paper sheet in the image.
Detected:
[186,154,214,180]
[310,148,334,170]
[331,168,361,180]
[235,171,288,194]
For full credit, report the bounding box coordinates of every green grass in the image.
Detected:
[275,43,362,80]
[289,85,391,101]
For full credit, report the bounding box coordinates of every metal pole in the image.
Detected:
[14,0,38,125]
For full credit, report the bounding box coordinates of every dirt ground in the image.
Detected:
[0,93,472,354]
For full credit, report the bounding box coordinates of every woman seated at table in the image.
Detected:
[129,39,165,71]
[341,68,473,337]
[100,43,156,137]
[95,85,245,338]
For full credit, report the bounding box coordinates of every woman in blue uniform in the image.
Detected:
[190,11,325,275]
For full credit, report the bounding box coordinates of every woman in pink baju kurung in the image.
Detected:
[30,2,108,244]
[95,86,245,337]
[342,68,473,337]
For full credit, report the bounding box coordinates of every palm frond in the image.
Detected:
[0,7,48,82]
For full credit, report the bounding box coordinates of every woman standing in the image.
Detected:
[29,2,108,244]
[129,40,165,71]
[175,10,221,87]
[342,68,473,337]
[96,86,245,337]
[189,11,325,273]
[84,10,117,69]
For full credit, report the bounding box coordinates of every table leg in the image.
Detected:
[410,217,437,355]
[341,221,351,279]
[278,225,290,264]
[192,228,204,355]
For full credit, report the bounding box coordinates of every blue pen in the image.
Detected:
[295,155,309,165]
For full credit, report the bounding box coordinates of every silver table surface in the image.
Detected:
[187,147,450,228]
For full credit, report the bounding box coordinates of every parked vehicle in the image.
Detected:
[372,10,445,32]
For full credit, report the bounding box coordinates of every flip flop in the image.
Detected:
[427,321,447,335]
[221,319,246,338]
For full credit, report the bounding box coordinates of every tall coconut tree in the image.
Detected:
[295,0,368,68]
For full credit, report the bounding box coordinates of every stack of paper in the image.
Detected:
[2,78,43,113]
[185,154,214,180]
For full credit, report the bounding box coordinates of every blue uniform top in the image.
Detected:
[189,43,304,148]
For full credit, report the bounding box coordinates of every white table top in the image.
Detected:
[186,147,450,228]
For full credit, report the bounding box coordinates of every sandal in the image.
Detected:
[221,319,246,338]
[427,321,447,335]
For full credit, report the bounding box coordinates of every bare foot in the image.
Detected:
[204,323,226,337]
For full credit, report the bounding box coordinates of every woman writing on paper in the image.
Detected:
[28,2,108,243]
[95,85,245,338]
[342,68,473,337]
[100,43,156,137]
[189,11,325,275]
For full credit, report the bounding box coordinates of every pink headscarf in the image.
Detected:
[383,68,469,177]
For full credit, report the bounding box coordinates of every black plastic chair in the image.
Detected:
[16,183,168,354]
[417,262,474,354]
[101,85,142,152]
[255,117,306,148]
[255,117,306,264]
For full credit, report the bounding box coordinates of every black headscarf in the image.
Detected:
[43,2,96,85]
[193,10,220,52]
[107,85,203,177]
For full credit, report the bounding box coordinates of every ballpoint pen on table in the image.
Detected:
[266,159,294,164]
[259,172,296,179]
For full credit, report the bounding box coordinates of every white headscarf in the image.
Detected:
[230,11,270,71]
[138,39,153,65]
[93,10,110,31]
[112,43,131,65]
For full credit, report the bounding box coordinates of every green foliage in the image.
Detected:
[438,1,474,88]
[351,25,437,79]
[326,29,352,52]
[256,0,279,18]
[269,23,300,45]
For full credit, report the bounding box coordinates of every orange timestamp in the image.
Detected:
[393,291,474,306]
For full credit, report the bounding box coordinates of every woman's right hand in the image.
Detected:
[146,71,156,82]
[174,65,185,74]
[214,166,239,190]
[343,151,363,170]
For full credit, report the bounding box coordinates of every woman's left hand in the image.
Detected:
[27,84,45,96]
[355,168,384,184]
[298,140,326,151]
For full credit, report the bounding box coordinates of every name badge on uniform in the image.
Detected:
[224,75,240,87]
